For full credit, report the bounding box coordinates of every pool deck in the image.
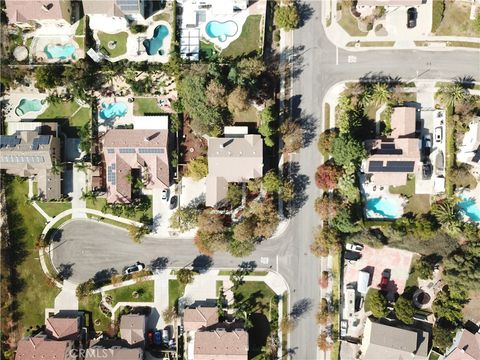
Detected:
[458,186,480,223]
[360,173,406,219]
[3,91,48,123]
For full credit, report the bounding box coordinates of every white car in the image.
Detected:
[124,262,145,275]
[345,243,363,252]
[161,189,169,201]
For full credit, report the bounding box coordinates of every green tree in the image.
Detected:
[431,198,461,234]
[235,58,266,87]
[432,289,464,324]
[433,323,457,352]
[226,183,243,208]
[35,65,64,89]
[233,216,257,242]
[317,128,339,157]
[280,180,295,202]
[262,170,282,193]
[259,106,276,147]
[186,156,208,180]
[337,173,360,203]
[228,237,256,257]
[330,207,359,234]
[394,296,415,325]
[365,289,388,319]
[414,256,435,280]
[310,226,341,257]
[195,231,230,255]
[314,195,341,220]
[128,224,150,243]
[179,73,225,135]
[248,198,279,238]
[176,268,195,285]
[170,206,200,232]
[443,240,480,292]
[370,83,391,105]
[274,5,300,31]
[331,135,367,168]
[228,87,249,114]
[206,80,227,108]
[436,82,467,108]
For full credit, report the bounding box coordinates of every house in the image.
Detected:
[82,0,145,21]
[443,328,480,360]
[194,329,249,360]
[85,347,143,359]
[5,0,72,27]
[360,318,430,360]
[102,129,170,203]
[184,306,219,332]
[363,107,420,187]
[0,123,62,200]
[457,119,480,168]
[206,127,263,207]
[15,334,75,360]
[45,315,81,341]
[119,314,146,347]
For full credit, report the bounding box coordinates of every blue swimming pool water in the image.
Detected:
[205,20,238,42]
[15,98,44,116]
[100,102,128,120]
[458,194,480,222]
[143,25,169,56]
[44,43,76,59]
[365,197,403,219]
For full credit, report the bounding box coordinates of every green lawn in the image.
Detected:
[97,31,128,58]
[36,201,71,217]
[389,175,415,197]
[200,40,217,60]
[87,214,131,230]
[405,255,420,289]
[431,0,445,32]
[434,1,480,37]
[233,281,277,316]
[405,194,431,215]
[221,15,262,58]
[429,352,440,360]
[38,101,90,137]
[3,176,60,336]
[133,98,164,115]
[78,293,111,332]
[86,198,153,223]
[105,281,154,306]
[338,2,368,37]
[153,12,171,22]
[75,17,85,36]
[168,280,186,309]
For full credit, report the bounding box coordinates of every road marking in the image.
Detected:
[335,46,339,65]
[276,255,279,272]
[348,55,357,63]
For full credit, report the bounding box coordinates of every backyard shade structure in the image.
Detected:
[363,107,420,187]
[194,329,249,360]
[360,318,430,360]
[357,270,370,294]
[15,335,74,360]
[0,123,61,200]
[184,306,219,332]
[5,0,71,25]
[206,128,263,207]
[102,129,170,203]
[120,314,146,346]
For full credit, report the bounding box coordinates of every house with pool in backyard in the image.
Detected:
[4,0,85,62]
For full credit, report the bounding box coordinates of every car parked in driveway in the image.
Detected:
[422,163,432,180]
[435,127,443,143]
[169,195,178,210]
[154,330,162,346]
[380,269,391,288]
[407,7,417,28]
[161,189,169,201]
[123,261,145,275]
[345,243,363,253]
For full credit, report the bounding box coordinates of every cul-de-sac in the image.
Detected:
[0,0,479,359]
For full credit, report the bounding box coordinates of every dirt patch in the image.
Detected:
[180,117,207,164]
[463,291,480,323]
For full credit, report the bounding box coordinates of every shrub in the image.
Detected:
[76,279,95,298]
[274,5,300,31]
[186,156,208,180]
[394,296,415,325]
[130,24,148,33]
[364,289,388,319]
[262,170,282,193]
[316,298,329,325]
[317,128,339,157]
[176,268,195,285]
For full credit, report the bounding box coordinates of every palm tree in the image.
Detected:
[51,160,64,175]
[437,83,467,109]
[80,190,97,203]
[74,161,89,174]
[46,91,63,105]
[431,197,461,233]
[371,82,391,105]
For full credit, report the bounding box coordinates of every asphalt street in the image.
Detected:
[52,2,480,359]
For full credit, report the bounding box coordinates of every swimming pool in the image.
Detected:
[15,98,44,117]
[458,194,480,222]
[365,197,403,219]
[205,20,238,42]
[99,102,128,120]
[45,43,76,60]
[143,25,169,56]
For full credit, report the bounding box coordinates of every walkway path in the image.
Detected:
[71,167,87,219]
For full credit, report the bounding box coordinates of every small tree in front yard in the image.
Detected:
[170,206,200,232]
[316,298,329,325]
[365,289,389,319]
[394,295,415,325]
[262,170,282,193]
[274,5,300,31]
[315,163,342,190]
[176,268,195,285]
[128,224,150,243]
[280,120,302,153]
[76,279,95,299]
[162,307,177,323]
[186,156,208,180]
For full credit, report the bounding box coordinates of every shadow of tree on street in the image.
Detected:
[92,268,118,287]
[283,162,310,218]
[57,263,74,280]
[359,72,403,86]
[150,257,169,271]
[290,298,313,320]
[192,255,213,273]
[297,111,318,148]
[297,2,314,28]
